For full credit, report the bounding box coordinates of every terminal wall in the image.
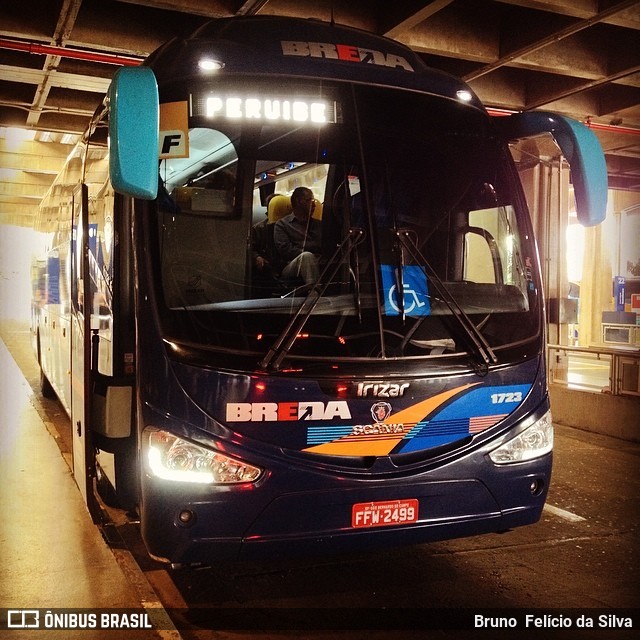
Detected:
[549,384,639,443]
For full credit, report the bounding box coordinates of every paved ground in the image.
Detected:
[1,318,638,640]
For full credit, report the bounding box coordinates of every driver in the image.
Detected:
[273,186,322,286]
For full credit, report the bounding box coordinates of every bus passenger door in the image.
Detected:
[70,183,100,521]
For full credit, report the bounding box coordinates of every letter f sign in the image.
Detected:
[159,131,186,158]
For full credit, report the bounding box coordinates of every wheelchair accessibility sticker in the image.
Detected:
[381,264,430,316]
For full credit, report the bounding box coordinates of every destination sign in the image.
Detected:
[192,94,338,124]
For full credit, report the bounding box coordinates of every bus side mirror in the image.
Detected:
[494,111,608,227]
[108,67,159,200]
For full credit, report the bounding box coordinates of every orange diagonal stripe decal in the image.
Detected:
[303,383,478,456]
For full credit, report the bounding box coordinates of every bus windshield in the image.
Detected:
[155,80,540,367]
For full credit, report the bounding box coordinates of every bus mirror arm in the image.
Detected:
[493,111,608,227]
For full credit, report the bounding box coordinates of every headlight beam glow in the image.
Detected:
[146,428,262,484]
[488,410,553,464]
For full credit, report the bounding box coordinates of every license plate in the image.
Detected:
[351,499,419,529]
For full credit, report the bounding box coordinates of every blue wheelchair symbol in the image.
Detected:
[381,265,431,316]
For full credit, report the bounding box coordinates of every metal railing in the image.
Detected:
[547,343,640,397]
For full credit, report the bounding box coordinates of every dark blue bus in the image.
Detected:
[32,15,607,566]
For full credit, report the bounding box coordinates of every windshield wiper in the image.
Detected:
[395,229,498,367]
[259,228,365,371]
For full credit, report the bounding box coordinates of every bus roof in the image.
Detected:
[145,15,485,112]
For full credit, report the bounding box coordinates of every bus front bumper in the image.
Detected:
[140,456,551,565]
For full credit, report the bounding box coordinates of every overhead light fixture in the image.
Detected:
[456,89,473,102]
[198,57,224,72]
[1,126,36,151]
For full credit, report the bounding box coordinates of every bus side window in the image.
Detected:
[71,183,88,314]
[463,226,502,284]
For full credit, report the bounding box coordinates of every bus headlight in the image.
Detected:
[145,428,262,484]
[488,411,553,464]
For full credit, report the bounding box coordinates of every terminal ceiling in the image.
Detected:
[1,0,639,226]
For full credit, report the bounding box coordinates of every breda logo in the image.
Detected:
[226,401,351,422]
[281,41,414,71]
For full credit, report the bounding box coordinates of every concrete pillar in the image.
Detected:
[515,143,571,347]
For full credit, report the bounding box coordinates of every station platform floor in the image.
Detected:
[0,337,171,639]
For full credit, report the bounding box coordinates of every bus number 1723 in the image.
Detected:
[491,392,523,404]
